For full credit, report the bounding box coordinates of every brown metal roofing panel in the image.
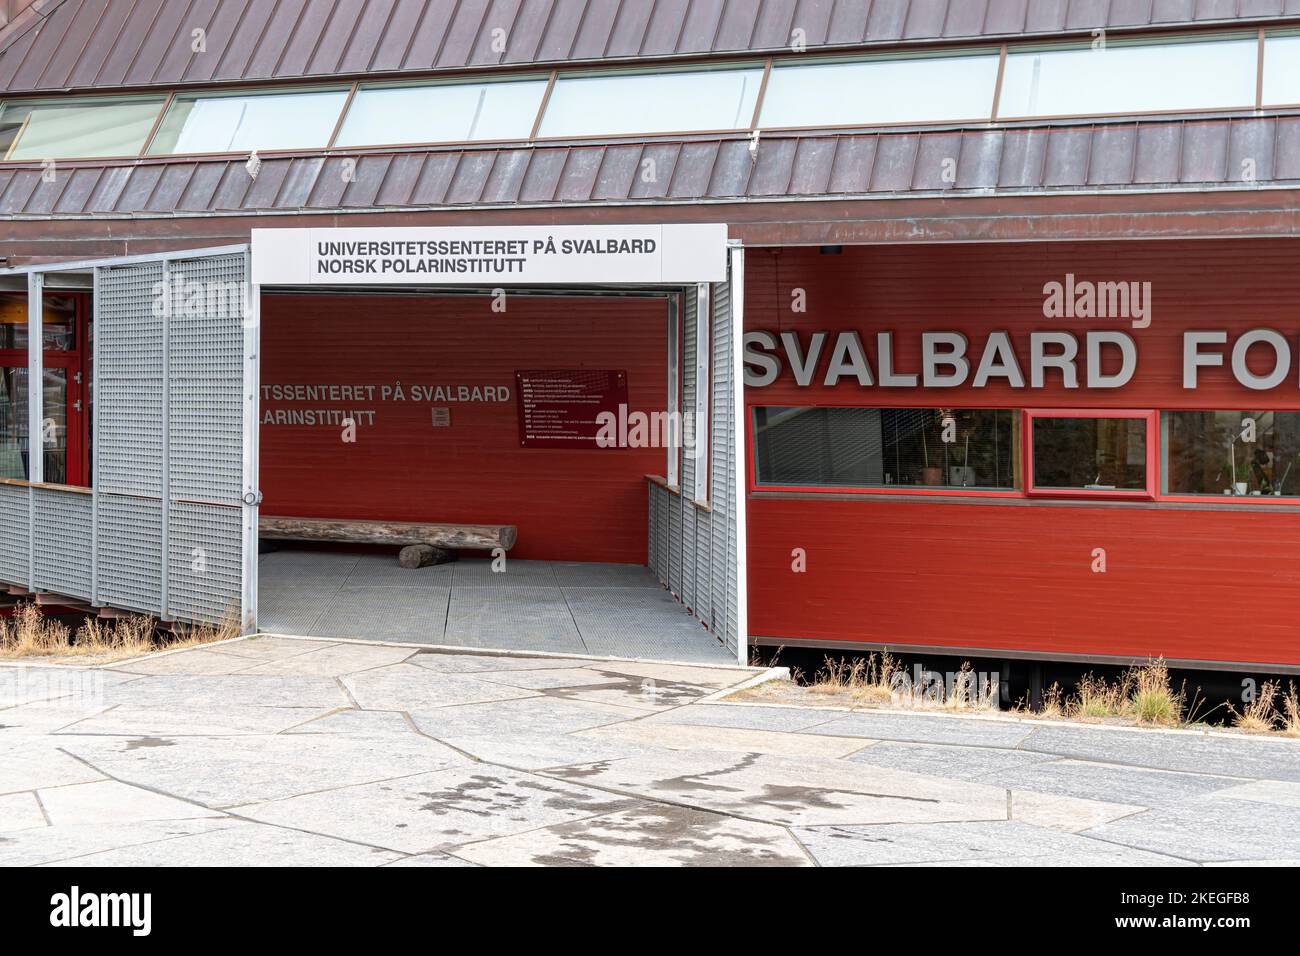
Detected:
[94,0,168,88]
[1151,0,1194,20]
[36,0,108,90]
[1109,0,1157,27]
[110,162,162,210]
[208,161,253,209]
[677,0,726,55]
[667,140,720,196]
[1194,0,1240,20]
[751,0,801,49]
[1041,126,1091,185]
[603,0,654,57]
[1086,125,1137,185]
[372,152,423,204]
[435,0,490,69]
[533,0,586,63]
[269,0,332,77]
[826,134,877,192]
[144,161,197,210]
[997,126,1048,186]
[241,0,309,79]
[903,0,950,40]
[52,164,102,212]
[788,0,835,45]
[335,0,400,74]
[713,0,762,52]
[498,0,552,64]
[1132,122,1183,182]
[445,149,494,203]
[782,136,833,193]
[1229,117,1276,182]
[306,1,368,76]
[6,0,80,90]
[984,0,1030,33]
[637,0,690,56]
[869,132,920,190]
[554,144,604,201]
[516,147,566,201]
[175,160,228,210]
[570,0,621,60]
[707,138,756,196]
[626,142,679,198]
[479,147,531,202]
[240,157,291,207]
[406,151,459,204]
[1024,0,1068,32]
[748,136,798,195]
[305,155,354,206]
[120,0,194,86]
[911,131,961,189]
[1241,0,1285,15]
[466,0,523,65]
[179,0,247,83]
[368,0,427,71]
[1179,120,1229,181]
[22,166,68,212]
[80,162,128,207]
[1064,0,1111,30]
[1273,117,1300,180]
[943,0,990,36]
[210,0,280,81]
[866,0,910,41]
[339,154,392,206]
[955,130,1003,188]
[268,156,320,206]
[825,0,870,43]
[0,167,38,210]
[590,142,641,198]
[151,0,220,85]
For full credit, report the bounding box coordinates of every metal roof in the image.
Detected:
[2,0,1299,94]
[0,115,1295,216]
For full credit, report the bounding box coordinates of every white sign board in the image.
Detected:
[252,224,728,286]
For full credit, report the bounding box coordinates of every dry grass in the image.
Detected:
[1020,660,1184,728]
[808,653,899,705]
[1129,659,1183,726]
[1282,683,1300,738]
[0,603,239,661]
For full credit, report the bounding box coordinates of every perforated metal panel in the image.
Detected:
[32,487,91,600]
[168,501,242,623]
[711,273,737,653]
[0,483,30,586]
[680,289,698,612]
[96,492,163,613]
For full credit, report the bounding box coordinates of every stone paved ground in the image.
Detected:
[1,636,1298,866]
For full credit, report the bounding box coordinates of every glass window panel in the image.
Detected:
[0,96,164,160]
[754,407,1019,490]
[539,67,763,137]
[0,366,65,482]
[0,291,77,350]
[759,53,1000,128]
[146,89,348,155]
[1163,411,1300,497]
[1000,37,1257,118]
[1263,34,1300,105]
[336,79,547,146]
[1031,417,1147,491]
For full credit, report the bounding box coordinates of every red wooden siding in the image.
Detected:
[744,240,1300,667]
[260,293,667,564]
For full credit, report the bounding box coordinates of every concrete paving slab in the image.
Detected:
[457,803,812,866]
[586,660,751,689]
[546,750,1009,827]
[102,673,351,711]
[812,711,1036,748]
[1009,790,1146,832]
[236,642,418,677]
[202,637,336,661]
[0,666,118,707]
[643,702,841,733]
[43,820,401,867]
[241,766,639,853]
[410,695,639,739]
[469,667,624,691]
[542,672,715,711]
[1020,724,1300,781]
[581,721,871,758]
[108,648,263,676]
[407,652,596,674]
[1083,797,1300,862]
[0,818,239,866]
[989,758,1240,807]
[0,699,116,736]
[849,741,1058,780]
[37,779,223,825]
[0,791,46,832]
[54,704,339,737]
[794,821,1191,867]
[439,732,657,771]
[342,663,537,712]
[382,853,479,867]
[1204,779,1300,808]
[0,741,106,793]
[59,733,471,808]
[283,709,417,738]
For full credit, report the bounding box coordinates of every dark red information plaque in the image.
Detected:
[515,369,629,448]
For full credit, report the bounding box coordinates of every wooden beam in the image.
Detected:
[259,515,517,551]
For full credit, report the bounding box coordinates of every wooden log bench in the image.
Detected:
[259,516,517,568]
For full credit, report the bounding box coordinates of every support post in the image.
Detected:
[729,243,748,666]
[26,271,42,592]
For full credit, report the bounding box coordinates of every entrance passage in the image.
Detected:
[258,551,732,663]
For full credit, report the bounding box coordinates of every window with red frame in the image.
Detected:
[0,291,91,487]
[1025,410,1156,499]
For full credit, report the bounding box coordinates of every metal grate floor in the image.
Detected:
[258,552,733,664]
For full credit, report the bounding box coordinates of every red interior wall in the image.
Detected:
[745,240,1300,667]
[260,293,667,563]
